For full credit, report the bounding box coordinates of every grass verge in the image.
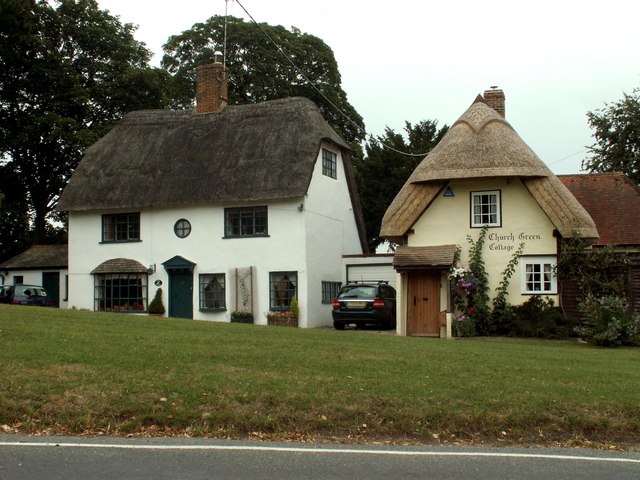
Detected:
[0,304,639,448]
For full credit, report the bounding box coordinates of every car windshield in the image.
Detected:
[338,286,377,299]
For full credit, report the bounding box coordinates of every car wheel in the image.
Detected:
[333,321,345,330]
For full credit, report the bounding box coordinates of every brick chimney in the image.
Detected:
[196,54,228,114]
[483,86,505,118]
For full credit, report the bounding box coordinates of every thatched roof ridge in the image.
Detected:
[57,97,350,212]
[0,245,68,270]
[406,99,549,182]
[381,96,598,241]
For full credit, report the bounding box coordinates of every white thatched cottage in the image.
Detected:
[56,61,367,327]
[381,89,598,337]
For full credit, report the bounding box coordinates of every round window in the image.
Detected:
[174,219,191,238]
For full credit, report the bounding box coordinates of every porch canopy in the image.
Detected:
[91,258,148,274]
[393,245,457,272]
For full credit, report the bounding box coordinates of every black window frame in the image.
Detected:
[174,218,192,239]
[321,281,342,303]
[94,273,148,312]
[322,148,337,179]
[102,212,141,243]
[269,271,298,311]
[199,273,226,311]
[224,206,268,238]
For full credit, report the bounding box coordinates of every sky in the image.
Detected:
[96,0,640,175]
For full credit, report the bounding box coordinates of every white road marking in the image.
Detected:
[1,441,639,464]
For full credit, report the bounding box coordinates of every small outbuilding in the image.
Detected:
[0,245,68,308]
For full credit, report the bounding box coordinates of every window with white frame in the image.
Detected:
[521,256,557,294]
[199,273,225,310]
[471,190,501,227]
[321,281,341,303]
[322,148,337,179]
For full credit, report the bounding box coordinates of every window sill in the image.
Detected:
[100,240,142,244]
[222,235,270,239]
[200,308,227,313]
[522,291,557,296]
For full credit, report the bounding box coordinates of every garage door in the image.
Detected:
[346,263,396,289]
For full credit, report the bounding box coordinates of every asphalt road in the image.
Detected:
[1,435,639,480]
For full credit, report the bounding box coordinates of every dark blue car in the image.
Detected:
[0,284,53,307]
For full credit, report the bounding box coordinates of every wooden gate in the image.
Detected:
[407,270,440,336]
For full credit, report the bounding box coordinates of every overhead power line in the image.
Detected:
[230,0,429,157]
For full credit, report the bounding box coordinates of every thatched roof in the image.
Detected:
[381,97,598,241]
[57,96,370,252]
[0,245,68,270]
[59,97,347,209]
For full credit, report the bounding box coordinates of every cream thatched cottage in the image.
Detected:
[56,61,367,326]
[381,89,598,337]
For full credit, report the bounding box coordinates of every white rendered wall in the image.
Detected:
[303,143,364,327]
[408,178,558,307]
[68,199,307,323]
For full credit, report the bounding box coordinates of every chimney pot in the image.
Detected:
[483,87,505,118]
[196,62,228,114]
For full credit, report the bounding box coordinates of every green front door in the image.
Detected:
[162,255,196,319]
[42,272,60,307]
[168,270,193,319]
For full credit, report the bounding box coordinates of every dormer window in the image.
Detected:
[471,190,501,227]
[322,148,337,179]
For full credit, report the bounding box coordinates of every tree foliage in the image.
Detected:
[353,120,448,251]
[583,87,640,184]
[161,15,364,143]
[0,0,169,247]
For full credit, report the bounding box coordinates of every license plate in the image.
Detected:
[347,301,366,308]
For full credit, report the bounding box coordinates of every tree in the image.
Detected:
[353,120,449,251]
[583,87,640,184]
[161,15,365,143]
[0,164,29,263]
[0,0,170,246]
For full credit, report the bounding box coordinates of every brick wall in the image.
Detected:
[483,88,505,118]
[196,63,228,114]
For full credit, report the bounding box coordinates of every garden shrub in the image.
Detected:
[576,295,640,347]
[509,296,569,339]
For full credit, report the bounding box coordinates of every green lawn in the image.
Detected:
[0,304,638,448]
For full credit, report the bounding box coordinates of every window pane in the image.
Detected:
[322,281,341,303]
[94,273,147,311]
[270,272,297,310]
[102,213,140,242]
[322,148,337,179]
[471,191,500,227]
[225,207,268,238]
[200,274,225,310]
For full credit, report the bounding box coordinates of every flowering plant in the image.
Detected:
[449,264,478,295]
[266,310,297,322]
